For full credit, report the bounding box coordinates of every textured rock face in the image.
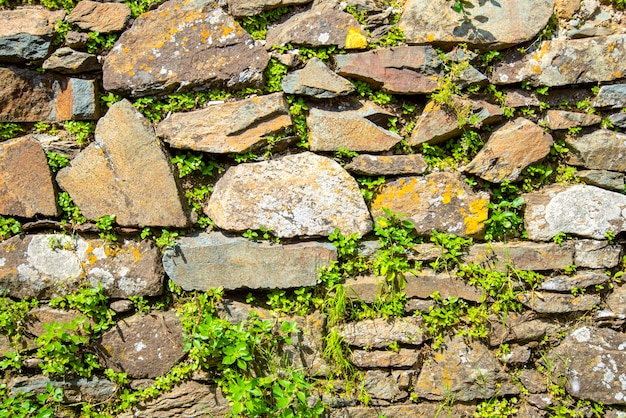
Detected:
[546,326,626,405]
[465,117,553,183]
[162,232,337,290]
[0,8,65,63]
[57,100,190,227]
[336,317,427,348]
[102,2,270,97]
[0,137,58,218]
[206,152,372,238]
[42,47,101,74]
[545,110,601,130]
[227,0,311,17]
[98,311,185,379]
[66,1,131,33]
[10,376,116,403]
[524,185,626,241]
[0,234,163,299]
[0,67,98,122]
[566,129,626,172]
[334,46,441,94]
[399,0,554,49]
[281,58,354,98]
[345,154,427,176]
[492,35,626,86]
[467,241,574,272]
[593,84,626,108]
[518,291,601,313]
[371,172,490,238]
[157,93,291,153]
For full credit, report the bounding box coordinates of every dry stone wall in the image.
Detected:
[2,0,626,416]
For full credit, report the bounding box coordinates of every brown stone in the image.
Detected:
[0,7,65,62]
[281,57,354,98]
[466,241,574,272]
[0,137,58,218]
[518,291,601,313]
[573,239,622,269]
[42,47,101,74]
[555,0,581,19]
[227,0,311,17]
[336,317,427,348]
[330,404,476,418]
[488,312,560,346]
[344,154,427,176]
[545,110,601,130]
[566,129,626,172]
[350,348,420,368]
[67,1,131,33]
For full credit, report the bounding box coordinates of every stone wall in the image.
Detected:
[2,0,626,416]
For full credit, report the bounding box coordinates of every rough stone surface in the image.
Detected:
[98,311,185,379]
[333,46,441,94]
[518,291,601,313]
[573,239,622,269]
[465,117,553,183]
[566,129,626,172]
[281,57,354,98]
[67,1,131,33]
[206,152,372,238]
[399,0,554,49]
[344,154,427,176]
[414,335,518,401]
[492,35,626,86]
[0,137,58,218]
[0,8,65,63]
[157,93,290,153]
[467,241,574,272]
[162,231,337,290]
[577,170,625,192]
[488,312,560,346]
[539,270,610,292]
[524,184,626,241]
[545,110,601,130]
[609,112,626,129]
[0,234,163,299]
[42,47,100,74]
[57,100,190,227]
[556,0,581,18]
[281,312,329,377]
[103,2,270,97]
[370,172,490,238]
[227,0,311,17]
[546,326,626,405]
[265,2,367,49]
[0,66,98,122]
[336,317,427,348]
[409,98,502,146]
[602,284,626,320]
[330,404,476,418]
[593,84,626,108]
[11,376,116,403]
[363,369,407,402]
[350,348,420,368]
[308,103,402,152]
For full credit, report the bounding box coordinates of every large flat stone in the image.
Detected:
[67,1,131,33]
[466,241,574,272]
[0,8,65,63]
[344,154,427,176]
[162,231,337,290]
[336,317,427,348]
[227,0,311,17]
[281,57,354,98]
[566,129,626,172]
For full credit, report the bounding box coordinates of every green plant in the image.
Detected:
[429,230,473,272]
[266,287,323,316]
[0,216,22,240]
[474,397,519,417]
[351,79,395,105]
[484,196,525,241]
[58,191,86,225]
[46,151,70,172]
[171,151,224,178]
[95,214,117,243]
[134,90,231,122]
[237,6,292,41]
[288,96,310,148]
[357,176,386,202]
[576,98,596,114]
[128,295,151,314]
[605,229,616,243]
[49,284,115,333]
[264,58,289,93]
[375,26,406,47]
[230,151,259,163]
[124,0,163,18]
[0,382,64,418]
[86,31,118,53]
[154,229,179,249]
[0,123,24,140]
[64,121,95,146]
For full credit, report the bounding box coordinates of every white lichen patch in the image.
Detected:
[87,268,115,289]
[0,257,5,267]
[572,326,591,343]
[26,235,82,280]
[117,276,148,295]
[134,341,146,352]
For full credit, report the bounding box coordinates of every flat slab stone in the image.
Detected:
[545,110,601,130]
[334,46,441,94]
[466,241,574,272]
[518,291,601,313]
[524,184,626,241]
[344,154,427,176]
[206,152,372,238]
[370,172,490,238]
[0,66,98,122]
[539,270,610,292]
[67,1,131,33]
[42,47,101,74]
[281,57,354,98]
[11,376,116,403]
[0,234,163,299]
[0,7,65,63]
[0,136,58,218]
[566,129,626,172]
[577,170,625,192]
[399,0,554,49]
[156,93,290,153]
[492,35,626,86]
[350,348,420,368]
[573,239,622,269]
[488,312,560,346]
[227,0,311,17]
[593,84,626,108]
[308,103,402,152]
[103,2,269,97]
[57,100,190,227]
[336,317,427,348]
[162,231,337,290]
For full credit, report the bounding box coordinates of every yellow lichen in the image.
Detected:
[462,198,489,236]
[345,27,367,49]
[426,33,435,42]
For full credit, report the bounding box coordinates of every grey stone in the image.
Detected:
[0,8,65,63]
[162,231,337,290]
[281,57,354,98]
[609,113,626,128]
[66,1,131,33]
[57,100,191,227]
[518,291,601,313]
[336,317,427,348]
[227,0,311,17]
[466,241,574,272]
[602,284,626,321]
[573,240,622,269]
[488,312,560,346]
[499,345,531,365]
[42,47,100,74]
[545,110,601,130]
[11,376,116,403]
[577,170,625,192]
[206,152,372,238]
[350,348,420,368]
[363,369,407,402]
[330,404,476,418]
[539,271,611,292]
[519,369,548,393]
[593,84,626,108]
[345,154,427,176]
[566,129,626,172]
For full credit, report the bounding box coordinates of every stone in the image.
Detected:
[593,84,626,108]
[0,7,65,63]
[42,47,100,74]
[465,118,553,183]
[609,112,626,128]
[488,312,560,346]
[602,285,626,320]
[98,311,185,379]
[336,317,427,348]
[281,57,354,98]
[11,376,116,403]
[0,137,58,218]
[517,291,601,313]
[156,93,291,153]
[363,370,407,402]
[466,241,574,272]
[344,154,428,176]
[539,270,610,292]
[206,152,372,238]
[399,0,554,49]
[568,26,616,39]
[519,369,548,393]
[24,307,90,340]
[545,110,601,130]
[307,103,402,152]
[566,129,626,172]
[330,404,476,418]
[499,345,531,365]
[0,66,98,122]
[162,231,337,290]
[409,98,502,146]
[64,31,90,50]
[67,1,131,33]
[573,240,622,269]
[492,35,626,86]
[504,89,541,108]
[555,0,581,19]
[350,348,420,368]
[281,312,329,376]
[117,381,230,417]
[57,100,190,227]
[110,299,134,313]
[333,46,441,94]
[227,0,311,17]
[414,334,518,401]
[524,184,626,241]
[370,172,490,238]
[405,270,483,302]
[578,170,625,192]
[546,326,626,405]
[103,2,269,98]
[0,234,163,299]
[266,2,367,49]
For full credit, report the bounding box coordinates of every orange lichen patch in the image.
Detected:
[531,65,542,75]
[426,33,435,42]
[533,41,550,61]
[221,25,233,37]
[614,71,622,79]
[441,183,464,205]
[345,27,367,49]
[371,178,421,213]
[608,42,616,53]
[423,101,440,113]
[461,198,489,236]
[128,246,142,262]
[104,245,120,258]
